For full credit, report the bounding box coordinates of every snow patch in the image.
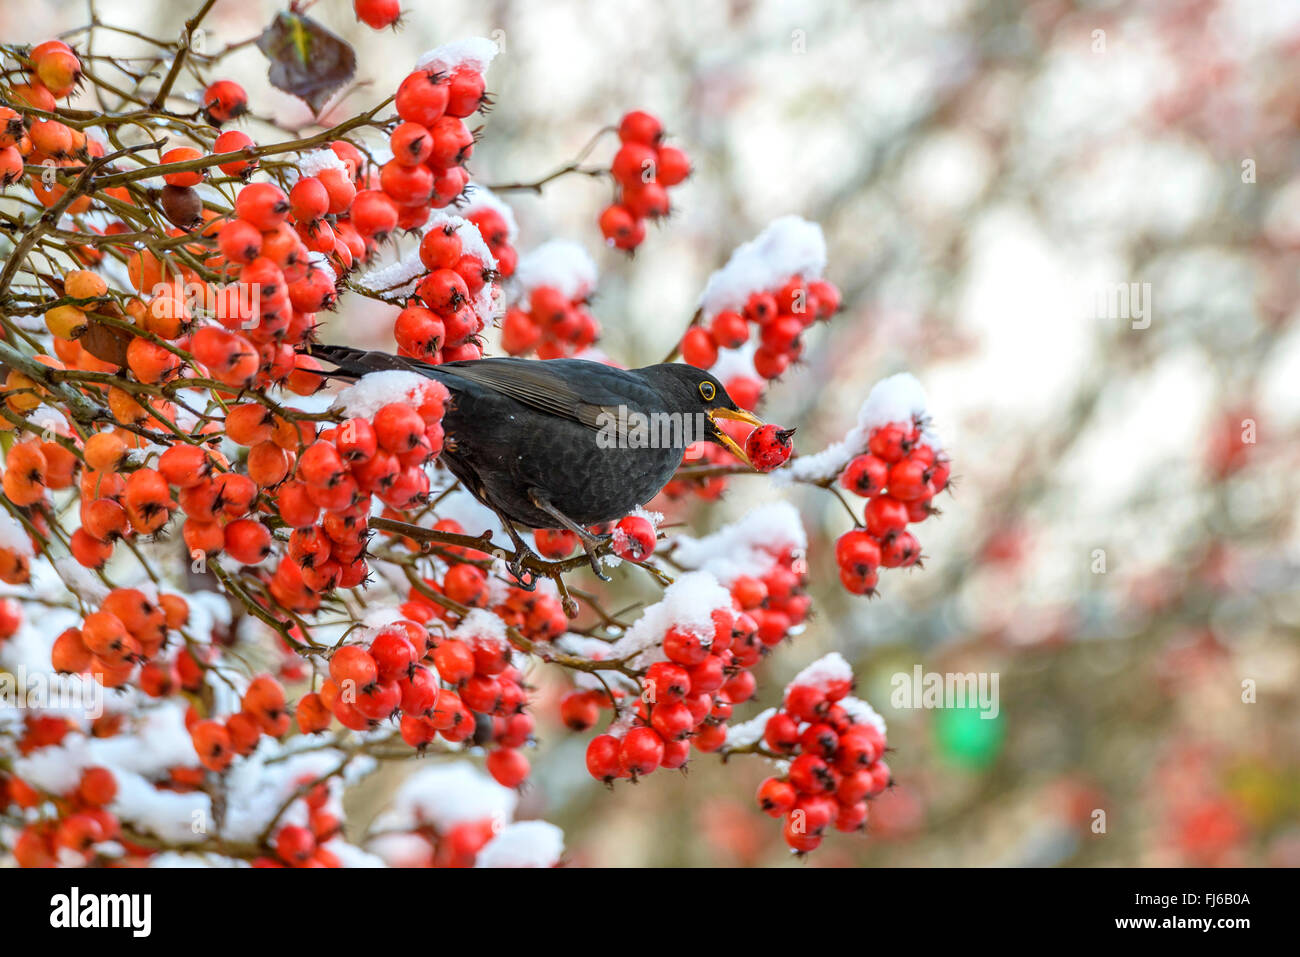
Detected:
[671,502,805,585]
[336,370,432,419]
[514,240,598,301]
[475,820,564,868]
[724,707,776,748]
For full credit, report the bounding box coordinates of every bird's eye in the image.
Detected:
[699,382,716,401]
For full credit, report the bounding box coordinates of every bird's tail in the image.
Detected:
[305,343,440,381]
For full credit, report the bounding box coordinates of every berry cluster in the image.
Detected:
[269,383,450,611]
[2,766,121,868]
[47,587,190,690]
[188,672,291,771]
[598,110,691,251]
[384,44,494,221]
[834,417,950,596]
[258,779,346,867]
[682,275,841,379]
[501,240,600,358]
[756,656,891,853]
[580,554,811,787]
[316,613,534,789]
[391,214,498,363]
[0,41,84,195]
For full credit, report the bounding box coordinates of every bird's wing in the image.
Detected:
[436,358,641,433]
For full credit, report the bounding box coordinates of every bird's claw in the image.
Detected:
[507,557,539,591]
[584,545,611,581]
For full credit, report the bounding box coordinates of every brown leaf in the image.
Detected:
[256,12,357,116]
[79,318,131,368]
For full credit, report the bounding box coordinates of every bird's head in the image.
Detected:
[639,363,765,467]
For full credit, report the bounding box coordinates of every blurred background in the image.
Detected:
[10,0,1300,866]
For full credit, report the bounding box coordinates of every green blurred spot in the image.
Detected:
[934,703,1004,769]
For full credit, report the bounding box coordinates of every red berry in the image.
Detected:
[868,422,912,463]
[840,454,889,497]
[757,777,796,817]
[396,70,449,126]
[880,530,921,568]
[618,110,663,146]
[611,515,655,561]
[486,747,530,788]
[235,182,289,231]
[289,176,329,224]
[202,80,248,125]
[709,310,748,348]
[654,145,691,186]
[744,425,795,472]
[586,734,622,783]
[355,0,402,30]
[864,495,909,538]
[680,327,718,368]
[619,726,665,777]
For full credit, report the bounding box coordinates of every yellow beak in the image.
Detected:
[708,407,764,468]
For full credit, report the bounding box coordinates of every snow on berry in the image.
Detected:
[336,370,442,419]
[611,514,657,561]
[608,571,732,667]
[781,372,939,484]
[671,501,806,586]
[513,239,598,301]
[364,761,565,868]
[786,651,855,697]
[839,695,888,738]
[724,707,778,749]
[698,216,828,319]
[474,820,564,868]
[416,37,500,76]
[295,148,352,180]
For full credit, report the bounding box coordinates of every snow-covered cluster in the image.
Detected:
[698,216,827,318]
[361,213,500,324]
[367,762,564,868]
[336,369,438,419]
[609,571,733,668]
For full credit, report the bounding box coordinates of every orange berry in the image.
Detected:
[83,431,128,471]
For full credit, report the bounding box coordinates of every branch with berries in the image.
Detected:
[0,4,953,868]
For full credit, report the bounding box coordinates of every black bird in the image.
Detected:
[309,343,764,582]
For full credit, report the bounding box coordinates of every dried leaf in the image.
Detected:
[256,12,357,116]
[79,319,131,368]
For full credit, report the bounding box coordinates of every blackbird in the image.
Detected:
[310,343,764,581]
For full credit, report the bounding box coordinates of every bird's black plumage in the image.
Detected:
[310,343,762,575]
